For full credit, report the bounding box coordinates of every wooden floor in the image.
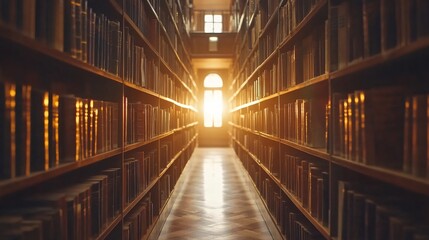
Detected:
[156,148,275,240]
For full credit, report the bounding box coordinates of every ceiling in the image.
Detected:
[192,58,233,70]
[192,0,232,10]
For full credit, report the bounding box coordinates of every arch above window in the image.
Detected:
[204,73,223,88]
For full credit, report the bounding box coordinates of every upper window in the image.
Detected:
[204,14,222,33]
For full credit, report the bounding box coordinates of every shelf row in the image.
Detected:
[231,136,330,239]
[230,122,429,197]
[0,131,197,240]
[233,131,429,240]
[231,0,327,99]
[0,0,198,105]
[0,117,197,197]
[230,0,429,108]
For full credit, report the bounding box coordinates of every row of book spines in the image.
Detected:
[236,148,323,240]
[124,149,158,205]
[123,26,194,103]
[175,111,197,128]
[238,106,280,136]
[159,174,171,207]
[0,82,119,180]
[125,102,172,144]
[260,181,323,240]
[277,0,323,41]
[282,99,327,148]
[280,24,327,87]
[160,143,173,169]
[330,0,429,71]
[258,145,281,177]
[123,196,154,240]
[123,29,157,90]
[124,0,153,39]
[403,95,429,179]
[280,154,329,227]
[0,167,121,240]
[235,44,327,109]
[238,134,329,227]
[233,139,329,229]
[122,31,194,104]
[0,0,122,75]
[332,87,407,172]
[336,181,429,240]
[241,64,278,102]
[173,129,196,153]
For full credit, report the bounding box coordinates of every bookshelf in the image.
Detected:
[0,0,197,239]
[230,0,429,239]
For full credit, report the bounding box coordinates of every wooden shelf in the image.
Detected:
[230,49,279,103]
[124,81,160,98]
[230,122,329,161]
[124,178,159,216]
[279,0,328,50]
[280,139,330,161]
[258,5,281,40]
[259,132,280,142]
[124,13,197,102]
[0,148,122,198]
[158,94,197,112]
[230,99,259,112]
[95,214,122,240]
[157,28,197,101]
[230,38,281,103]
[229,122,259,136]
[162,1,194,73]
[230,90,279,113]
[0,25,123,85]
[159,133,198,177]
[124,132,175,152]
[232,137,330,239]
[0,1,199,239]
[330,37,429,80]
[123,134,198,216]
[278,183,331,239]
[232,7,281,79]
[332,156,429,197]
[278,73,329,97]
[108,0,123,16]
[178,122,199,131]
[123,13,159,57]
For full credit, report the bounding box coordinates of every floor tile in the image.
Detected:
[157,148,274,240]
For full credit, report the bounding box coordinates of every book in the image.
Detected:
[380,0,403,51]
[50,93,60,168]
[403,97,412,174]
[0,82,16,179]
[411,95,428,178]
[24,193,68,239]
[15,84,32,177]
[363,0,381,57]
[336,2,350,70]
[31,88,49,172]
[337,181,351,240]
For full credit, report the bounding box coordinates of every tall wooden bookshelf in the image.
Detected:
[0,0,197,239]
[229,0,429,239]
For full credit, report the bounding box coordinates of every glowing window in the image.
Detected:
[204,74,223,127]
[204,14,222,33]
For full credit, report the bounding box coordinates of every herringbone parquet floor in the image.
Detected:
[157,148,274,240]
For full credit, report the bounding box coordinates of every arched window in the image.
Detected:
[204,73,223,127]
